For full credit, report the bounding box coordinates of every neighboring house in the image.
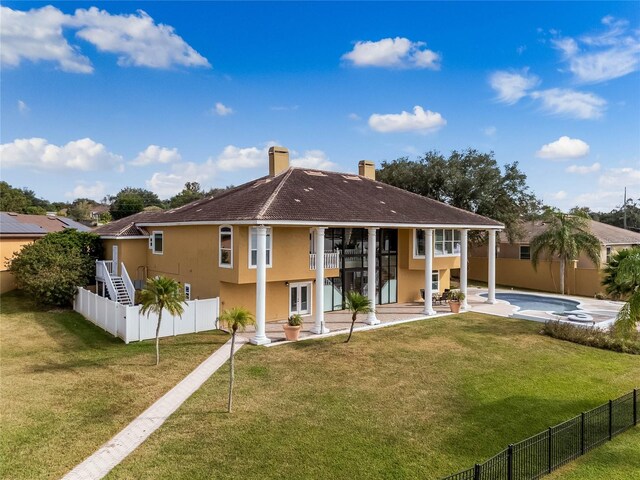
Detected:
[0,212,92,294]
[93,146,503,344]
[90,204,111,224]
[468,220,640,297]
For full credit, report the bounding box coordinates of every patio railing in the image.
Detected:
[309,251,341,270]
[441,389,638,480]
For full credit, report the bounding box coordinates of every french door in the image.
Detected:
[289,282,311,316]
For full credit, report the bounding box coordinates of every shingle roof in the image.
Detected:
[0,212,92,236]
[94,168,502,237]
[93,211,159,236]
[505,219,640,245]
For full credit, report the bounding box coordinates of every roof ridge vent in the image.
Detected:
[304,170,327,176]
[341,175,361,181]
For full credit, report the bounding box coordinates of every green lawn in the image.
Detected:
[0,291,228,479]
[108,312,639,480]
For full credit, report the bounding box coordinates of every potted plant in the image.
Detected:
[283,314,303,341]
[448,289,466,314]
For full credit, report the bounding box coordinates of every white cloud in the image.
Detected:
[529,88,606,119]
[0,137,124,171]
[146,159,217,198]
[213,102,233,116]
[131,145,181,166]
[290,150,337,170]
[569,190,627,212]
[551,16,640,83]
[599,167,640,188]
[0,5,209,73]
[551,191,567,200]
[536,136,590,160]
[483,126,497,136]
[368,106,446,133]
[348,113,361,121]
[65,181,108,201]
[0,5,93,73]
[342,37,440,69]
[216,143,275,171]
[489,69,540,104]
[566,162,601,174]
[17,100,29,114]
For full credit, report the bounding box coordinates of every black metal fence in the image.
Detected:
[442,389,638,480]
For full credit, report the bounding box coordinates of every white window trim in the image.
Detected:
[288,281,313,317]
[219,225,233,269]
[432,271,439,293]
[184,283,191,300]
[248,226,273,269]
[152,231,164,255]
[519,245,531,260]
[412,229,462,259]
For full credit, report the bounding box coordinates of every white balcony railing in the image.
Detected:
[95,260,114,280]
[309,251,341,270]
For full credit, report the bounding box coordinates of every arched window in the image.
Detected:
[219,226,233,268]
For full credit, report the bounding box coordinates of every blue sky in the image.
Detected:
[1,1,638,211]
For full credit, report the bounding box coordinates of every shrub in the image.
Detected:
[542,321,640,355]
[8,230,102,307]
[287,314,303,326]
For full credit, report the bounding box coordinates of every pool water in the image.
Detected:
[480,293,580,312]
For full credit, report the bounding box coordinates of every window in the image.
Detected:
[414,229,461,257]
[289,282,311,316]
[219,226,233,268]
[519,245,531,260]
[606,246,612,264]
[184,283,191,300]
[249,227,272,268]
[432,271,439,292]
[152,231,163,255]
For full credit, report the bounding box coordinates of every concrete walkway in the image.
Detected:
[63,337,245,480]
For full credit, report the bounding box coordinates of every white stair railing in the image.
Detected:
[120,262,135,305]
[309,251,341,270]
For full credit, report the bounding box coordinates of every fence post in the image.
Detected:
[473,463,480,480]
[580,412,585,455]
[609,399,613,440]
[507,444,513,480]
[634,389,638,427]
[547,427,553,473]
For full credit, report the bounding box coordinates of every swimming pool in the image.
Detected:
[480,293,581,312]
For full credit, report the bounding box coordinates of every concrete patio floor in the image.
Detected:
[238,286,625,345]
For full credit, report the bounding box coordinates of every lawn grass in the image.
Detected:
[0,290,228,479]
[109,312,639,480]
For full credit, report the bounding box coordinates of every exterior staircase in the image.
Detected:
[107,276,133,305]
[96,260,135,306]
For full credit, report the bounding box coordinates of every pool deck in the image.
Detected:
[239,287,624,345]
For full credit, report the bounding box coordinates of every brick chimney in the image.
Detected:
[269,146,289,176]
[358,160,375,180]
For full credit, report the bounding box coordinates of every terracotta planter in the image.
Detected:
[283,324,302,341]
[449,301,461,314]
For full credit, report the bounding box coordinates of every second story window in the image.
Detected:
[606,246,612,264]
[249,227,272,268]
[152,231,163,255]
[414,229,461,257]
[520,245,531,260]
[219,226,233,268]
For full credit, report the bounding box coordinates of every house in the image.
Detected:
[468,219,640,297]
[93,146,503,344]
[0,212,92,294]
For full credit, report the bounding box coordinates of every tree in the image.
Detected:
[68,200,94,222]
[218,307,256,413]
[530,208,601,295]
[98,211,112,224]
[377,150,541,243]
[110,187,163,220]
[8,230,102,306]
[169,182,205,208]
[343,291,372,343]
[139,276,187,366]
[603,247,640,299]
[0,181,53,213]
[605,248,640,337]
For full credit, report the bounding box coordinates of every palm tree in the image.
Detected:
[344,291,372,343]
[608,248,640,337]
[530,208,601,295]
[218,307,255,413]
[603,247,640,299]
[139,276,186,366]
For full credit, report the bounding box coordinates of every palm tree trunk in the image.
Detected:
[345,313,357,343]
[559,258,566,295]
[227,328,236,413]
[155,309,163,366]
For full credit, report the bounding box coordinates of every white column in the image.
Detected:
[423,228,436,315]
[251,225,271,345]
[460,229,469,311]
[486,229,497,304]
[366,228,380,325]
[311,227,329,334]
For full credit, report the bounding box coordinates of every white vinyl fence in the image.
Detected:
[74,287,219,344]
